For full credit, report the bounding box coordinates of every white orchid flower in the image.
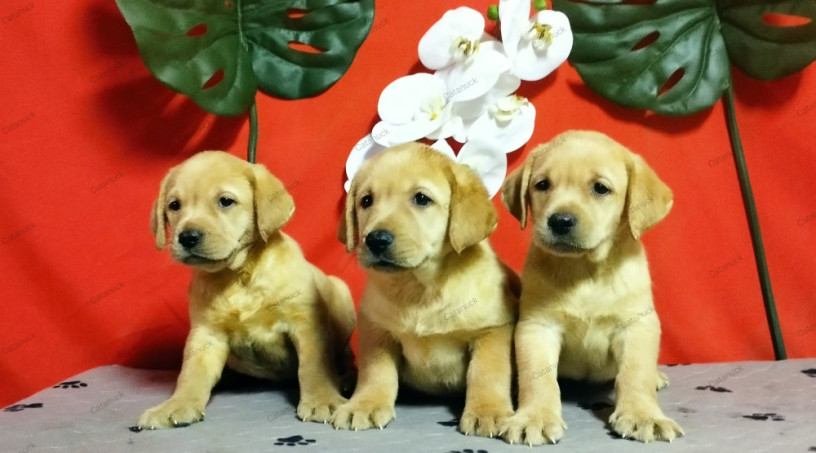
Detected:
[451,71,522,143]
[375,73,457,146]
[468,94,536,154]
[499,0,573,81]
[419,8,509,102]
[455,140,507,197]
[418,7,485,70]
[428,139,506,198]
[344,133,387,192]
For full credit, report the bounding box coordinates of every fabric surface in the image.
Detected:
[2,361,815,452]
[1,0,815,407]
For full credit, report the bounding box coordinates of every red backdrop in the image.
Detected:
[1,0,815,407]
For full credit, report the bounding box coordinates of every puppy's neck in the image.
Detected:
[410,241,491,288]
[533,231,642,279]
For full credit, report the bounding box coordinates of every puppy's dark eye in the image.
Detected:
[360,195,373,209]
[413,192,432,207]
[534,179,550,191]
[218,197,236,208]
[593,182,611,196]
[168,200,181,211]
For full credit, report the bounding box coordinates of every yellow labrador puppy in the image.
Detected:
[500,131,683,444]
[332,143,519,437]
[136,151,355,430]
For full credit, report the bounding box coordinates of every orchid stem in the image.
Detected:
[247,98,258,164]
[722,82,785,360]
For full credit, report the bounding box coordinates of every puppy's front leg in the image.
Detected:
[290,313,347,423]
[609,319,683,442]
[460,323,514,438]
[331,312,400,431]
[501,320,566,445]
[137,328,229,429]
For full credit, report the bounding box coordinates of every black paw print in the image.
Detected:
[53,380,88,389]
[802,368,816,378]
[695,385,732,393]
[274,435,316,446]
[448,450,488,453]
[4,403,43,412]
[742,413,784,421]
[437,418,459,427]
[808,447,816,452]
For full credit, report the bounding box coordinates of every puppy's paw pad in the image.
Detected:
[136,399,204,430]
[459,405,513,438]
[609,410,684,443]
[330,401,395,431]
[500,412,566,445]
[297,395,347,423]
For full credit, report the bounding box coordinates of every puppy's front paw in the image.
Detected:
[137,398,205,430]
[297,393,347,424]
[330,400,395,431]
[459,403,513,438]
[609,408,684,442]
[500,410,566,445]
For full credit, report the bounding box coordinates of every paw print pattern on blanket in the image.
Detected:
[742,413,784,421]
[53,380,88,389]
[695,385,732,393]
[274,435,316,446]
[4,403,43,412]
[437,418,459,427]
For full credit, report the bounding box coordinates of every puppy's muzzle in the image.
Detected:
[364,229,394,256]
[178,229,204,250]
[548,213,577,236]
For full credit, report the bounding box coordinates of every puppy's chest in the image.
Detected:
[199,283,297,372]
[398,334,469,393]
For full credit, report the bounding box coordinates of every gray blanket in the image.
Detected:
[3,359,815,452]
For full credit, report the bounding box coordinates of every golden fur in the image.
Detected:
[332,143,519,437]
[136,151,355,429]
[499,130,683,444]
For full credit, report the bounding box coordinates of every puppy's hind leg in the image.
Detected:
[313,269,356,391]
[290,310,349,423]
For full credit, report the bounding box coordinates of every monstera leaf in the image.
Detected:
[552,0,816,115]
[116,0,375,116]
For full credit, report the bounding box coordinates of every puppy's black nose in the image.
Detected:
[178,230,203,249]
[365,230,394,255]
[548,213,577,236]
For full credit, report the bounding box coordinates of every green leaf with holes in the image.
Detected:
[551,0,816,115]
[116,0,374,116]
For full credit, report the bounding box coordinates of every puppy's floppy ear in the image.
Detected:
[337,179,358,252]
[447,162,498,254]
[150,169,174,250]
[501,155,534,230]
[251,163,295,242]
[626,153,673,240]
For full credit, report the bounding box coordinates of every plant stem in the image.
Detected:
[247,98,258,163]
[236,0,258,164]
[722,82,786,360]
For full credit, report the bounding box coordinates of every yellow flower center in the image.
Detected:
[492,95,528,124]
[420,95,446,121]
[527,21,553,50]
[451,36,480,62]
